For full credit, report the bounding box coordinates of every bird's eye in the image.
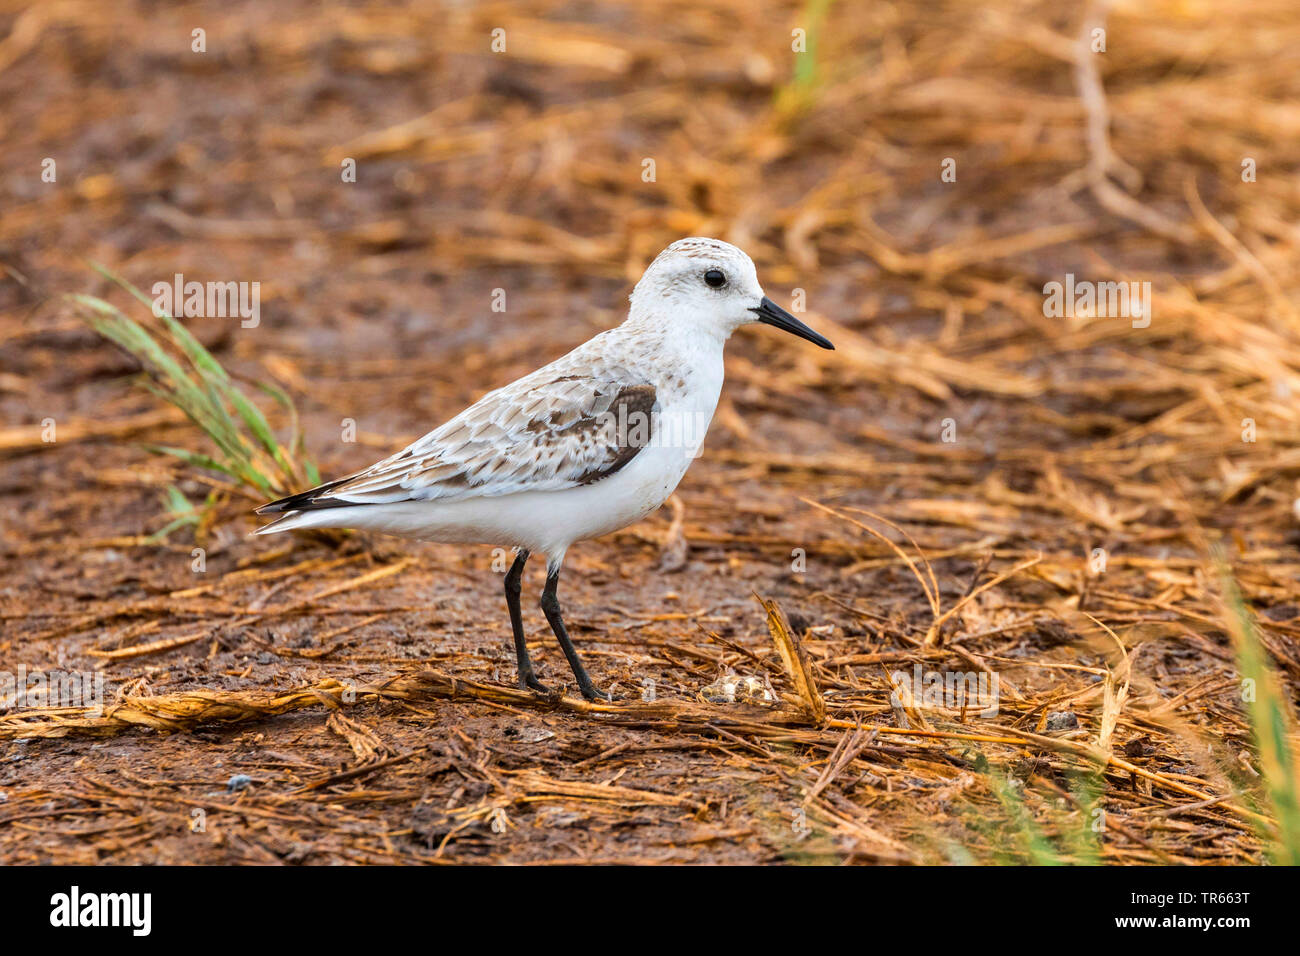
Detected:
[703,269,727,288]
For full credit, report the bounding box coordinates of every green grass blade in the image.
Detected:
[89,261,232,383]
[1219,561,1300,865]
[73,267,320,510]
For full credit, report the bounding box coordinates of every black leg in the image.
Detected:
[540,565,608,701]
[505,549,548,692]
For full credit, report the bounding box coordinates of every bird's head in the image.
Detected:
[629,237,834,350]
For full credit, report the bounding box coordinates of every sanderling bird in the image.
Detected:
[255,237,833,700]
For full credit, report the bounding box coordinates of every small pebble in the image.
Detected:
[1045,711,1079,731]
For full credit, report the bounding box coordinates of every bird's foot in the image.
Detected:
[577,680,612,702]
[518,671,552,694]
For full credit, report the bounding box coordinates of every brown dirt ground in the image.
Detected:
[1,0,1299,864]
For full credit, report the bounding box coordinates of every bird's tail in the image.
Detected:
[253,475,359,535]
[252,509,340,535]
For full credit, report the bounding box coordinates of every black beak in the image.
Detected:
[750,297,835,350]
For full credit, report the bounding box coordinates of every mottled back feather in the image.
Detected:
[257,341,659,514]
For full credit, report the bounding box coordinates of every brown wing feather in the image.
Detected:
[257,379,657,514]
